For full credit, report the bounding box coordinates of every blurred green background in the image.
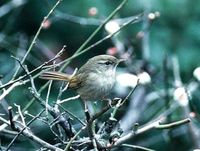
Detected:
[0,0,200,151]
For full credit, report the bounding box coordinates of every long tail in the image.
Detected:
[40,71,72,81]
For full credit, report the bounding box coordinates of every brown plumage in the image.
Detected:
[40,55,124,101]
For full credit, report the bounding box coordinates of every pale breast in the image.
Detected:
[77,70,115,101]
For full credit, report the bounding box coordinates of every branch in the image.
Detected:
[8,107,17,131]
[12,0,63,79]
[6,106,63,150]
[3,4,142,121]
[0,46,65,132]
[0,81,24,101]
[58,95,80,105]
[58,104,86,126]
[84,99,121,149]
[64,126,86,151]
[0,45,66,90]
[110,79,139,119]
[111,118,190,148]
[6,109,45,150]
[58,13,143,70]
[14,104,26,127]
[13,124,63,151]
[30,88,75,139]
[20,63,75,140]
[62,0,128,63]
[154,118,190,129]
[90,98,121,122]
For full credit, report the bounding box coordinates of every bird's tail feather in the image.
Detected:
[40,71,72,81]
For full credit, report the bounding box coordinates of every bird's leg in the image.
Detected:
[83,101,97,149]
[103,98,122,108]
[81,100,91,122]
[105,98,113,107]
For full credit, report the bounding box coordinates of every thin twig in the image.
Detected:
[121,79,139,106]
[64,126,86,151]
[11,55,27,73]
[54,10,142,26]
[3,8,142,120]
[110,79,139,119]
[0,57,32,101]
[111,118,190,148]
[24,111,48,124]
[9,121,63,150]
[59,0,130,71]
[0,45,66,90]
[0,110,20,133]
[54,82,66,110]
[30,88,75,139]
[0,81,24,101]
[49,123,65,143]
[58,13,143,70]
[58,104,86,126]
[110,99,123,119]
[58,95,80,105]
[14,104,26,127]
[12,0,63,79]
[91,99,120,121]
[22,61,75,139]
[6,109,45,151]
[56,68,78,105]
[8,107,16,130]
[46,74,53,115]
[155,118,190,129]
[85,99,121,150]
[0,46,66,130]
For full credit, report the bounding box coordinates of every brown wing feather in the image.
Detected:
[68,76,82,89]
[40,71,72,81]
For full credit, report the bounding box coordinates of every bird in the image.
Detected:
[40,55,124,102]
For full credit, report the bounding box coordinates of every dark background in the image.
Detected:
[0,0,200,150]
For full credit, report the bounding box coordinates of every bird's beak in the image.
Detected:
[117,58,126,64]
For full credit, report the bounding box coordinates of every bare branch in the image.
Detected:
[58,104,86,126]
[0,45,66,90]
[0,81,24,101]
[12,0,63,79]
[58,95,80,105]
[111,118,190,148]
[14,104,26,127]
[64,126,86,151]
[8,106,16,131]
[155,118,191,129]
[58,13,143,70]
[30,87,75,139]
[6,109,45,150]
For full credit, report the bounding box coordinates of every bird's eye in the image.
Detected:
[105,61,112,65]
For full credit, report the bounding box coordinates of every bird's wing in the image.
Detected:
[68,76,82,89]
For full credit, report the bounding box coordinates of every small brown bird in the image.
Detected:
[40,55,124,101]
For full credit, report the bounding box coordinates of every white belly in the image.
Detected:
[77,70,115,101]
